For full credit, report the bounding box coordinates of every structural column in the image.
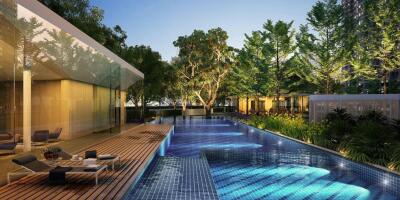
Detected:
[23,69,31,152]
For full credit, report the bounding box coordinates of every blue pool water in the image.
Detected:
[126,117,400,200]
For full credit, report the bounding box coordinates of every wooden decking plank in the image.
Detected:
[57,141,145,200]
[25,140,122,200]
[0,124,172,200]
[85,126,170,199]
[47,135,148,200]
[19,136,129,200]
[97,142,161,199]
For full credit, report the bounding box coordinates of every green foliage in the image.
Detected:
[323,108,355,148]
[173,28,235,116]
[245,109,400,172]
[296,0,349,94]
[356,0,400,93]
[123,45,168,104]
[240,20,298,110]
[340,120,396,165]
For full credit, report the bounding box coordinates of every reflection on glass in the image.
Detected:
[0,1,141,148]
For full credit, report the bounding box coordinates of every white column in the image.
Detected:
[23,69,31,152]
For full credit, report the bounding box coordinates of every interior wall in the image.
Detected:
[93,85,111,133]
[31,80,61,134]
[1,79,125,140]
[61,80,94,139]
[0,82,22,134]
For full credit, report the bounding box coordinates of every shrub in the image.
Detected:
[323,108,355,149]
[243,109,400,173]
[340,120,396,166]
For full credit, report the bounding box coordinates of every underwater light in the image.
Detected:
[278,141,282,146]
[250,129,254,133]
[339,162,345,168]
[234,122,237,126]
[383,179,389,186]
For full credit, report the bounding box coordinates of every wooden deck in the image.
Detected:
[0,124,173,200]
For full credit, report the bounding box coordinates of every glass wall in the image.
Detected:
[0,0,143,151]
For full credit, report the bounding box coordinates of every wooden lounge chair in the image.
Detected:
[48,128,62,142]
[8,154,106,185]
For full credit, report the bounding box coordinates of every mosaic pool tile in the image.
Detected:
[126,156,219,200]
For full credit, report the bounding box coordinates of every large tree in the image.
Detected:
[358,0,400,94]
[241,31,269,113]
[262,20,297,110]
[296,0,348,94]
[173,28,235,118]
[123,45,167,106]
[39,0,127,55]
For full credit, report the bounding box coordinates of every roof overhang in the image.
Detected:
[5,0,144,90]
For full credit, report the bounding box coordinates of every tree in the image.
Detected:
[225,48,259,114]
[163,62,180,109]
[261,20,297,111]
[358,0,400,94]
[296,0,348,94]
[241,31,269,114]
[173,28,235,118]
[123,45,167,106]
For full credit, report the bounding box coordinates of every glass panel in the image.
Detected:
[0,0,20,143]
[0,0,142,143]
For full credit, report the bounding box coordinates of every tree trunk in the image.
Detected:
[246,96,249,116]
[181,96,187,119]
[275,93,280,113]
[205,104,212,119]
[383,70,388,94]
[326,78,330,94]
[236,96,240,113]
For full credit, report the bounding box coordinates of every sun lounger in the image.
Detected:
[8,154,106,185]
[50,148,120,170]
[48,128,62,142]
[32,130,49,145]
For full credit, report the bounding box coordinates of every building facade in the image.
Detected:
[235,95,309,115]
[0,0,143,151]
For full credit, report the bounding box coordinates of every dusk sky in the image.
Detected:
[91,0,318,61]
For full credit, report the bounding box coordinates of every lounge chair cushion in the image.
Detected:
[0,132,12,140]
[85,150,97,159]
[49,128,62,140]
[0,142,16,150]
[12,154,37,165]
[12,155,53,172]
[32,130,49,142]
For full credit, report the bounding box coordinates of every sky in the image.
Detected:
[91,0,318,61]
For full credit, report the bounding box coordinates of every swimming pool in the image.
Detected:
[126,117,400,200]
